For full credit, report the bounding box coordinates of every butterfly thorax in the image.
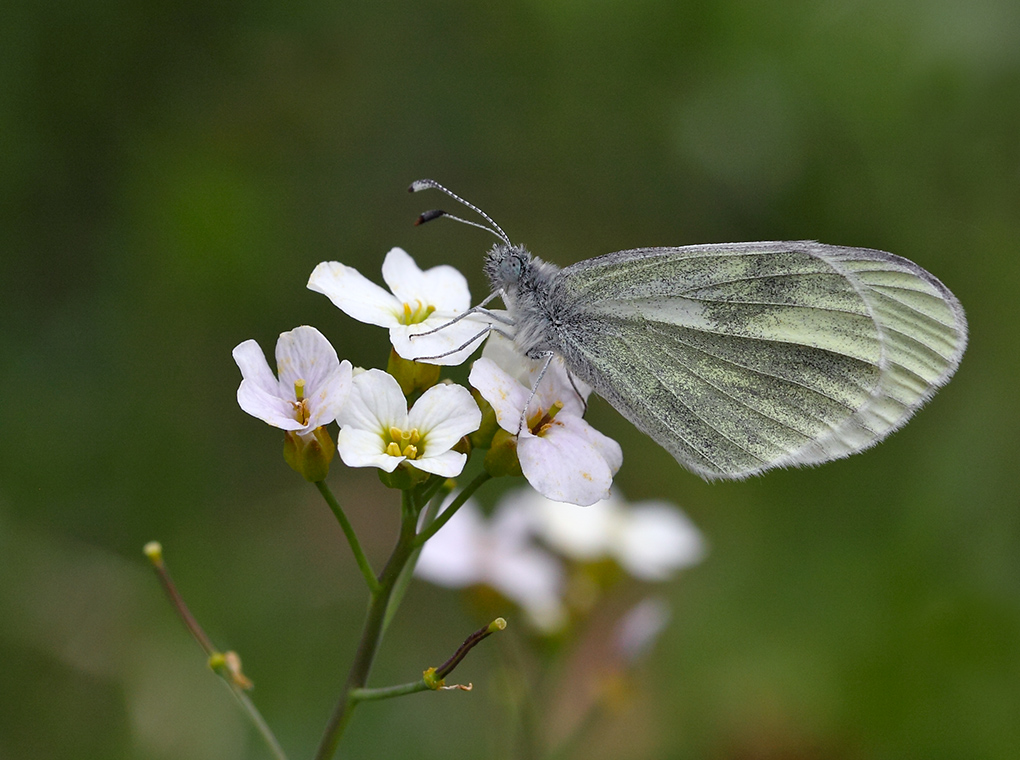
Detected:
[485,243,563,359]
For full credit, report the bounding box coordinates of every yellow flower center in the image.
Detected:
[399,300,437,325]
[527,401,564,436]
[385,426,423,459]
[291,379,310,425]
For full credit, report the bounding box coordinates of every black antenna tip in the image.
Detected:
[415,209,447,226]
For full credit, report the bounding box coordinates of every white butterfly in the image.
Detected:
[410,180,968,480]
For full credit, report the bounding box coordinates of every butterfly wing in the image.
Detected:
[549,241,967,480]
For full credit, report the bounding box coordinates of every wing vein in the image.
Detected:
[644,323,860,414]
[626,343,771,467]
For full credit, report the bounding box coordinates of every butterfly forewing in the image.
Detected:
[549,242,966,479]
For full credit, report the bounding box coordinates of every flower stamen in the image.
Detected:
[400,300,437,325]
[527,401,565,435]
[386,425,424,460]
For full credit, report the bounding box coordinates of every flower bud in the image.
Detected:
[387,348,441,397]
[483,429,523,478]
[283,426,335,482]
[468,388,499,449]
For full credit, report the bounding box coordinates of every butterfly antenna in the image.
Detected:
[409,179,512,246]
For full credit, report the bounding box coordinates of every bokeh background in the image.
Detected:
[2,0,1018,757]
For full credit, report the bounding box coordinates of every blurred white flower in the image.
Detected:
[308,247,492,365]
[232,326,352,435]
[415,499,567,632]
[337,369,480,477]
[469,342,622,506]
[507,488,706,581]
[614,597,671,664]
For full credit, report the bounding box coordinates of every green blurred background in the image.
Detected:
[2,0,1018,757]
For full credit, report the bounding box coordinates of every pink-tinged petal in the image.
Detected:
[232,340,281,397]
[517,420,615,506]
[410,449,467,477]
[390,315,491,366]
[305,360,353,428]
[236,379,304,430]
[469,358,533,433]
[616,504,706,581]
[407,384,481,454]
[274,326,340,397]
[337,427,402,471]
[308,261,402,327]
[339,369,408,433]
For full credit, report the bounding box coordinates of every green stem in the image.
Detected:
[312,490,419,760]
[350,680,430,702]
[227,685,291,760]
[145,543,290,760]
[381,480,451,633]
[315,480,380,594]
[351,617,507,704]
[411,471,492,548]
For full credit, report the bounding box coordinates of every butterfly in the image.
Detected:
[410,180,968,480]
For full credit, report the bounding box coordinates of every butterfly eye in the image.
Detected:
[509,255,523,278]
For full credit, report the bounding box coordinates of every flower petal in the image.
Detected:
[273,326,341,398]
[381,247,472,312]
[409,449,467,477]
[482,333,590,411]
[528,494,616,560]
[517,418,615,506]
[338,369,408,433]
[308,261,402,328]
[468,358,533,433]
[391,315,491,366]
[407,383,481,455]
[337,427,402,472]
[487,543,566,632]
[232,340,281,397]
[236,379,305,430]
[415,501,485,587]
[573,421,623,475]
[305,360,353,429]
[615,503,706,581]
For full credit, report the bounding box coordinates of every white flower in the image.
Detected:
[519,489,706,581]
[307,247,492,366]
[469,338,622,507]
[337,369,480,476]
[232,326,352,434]
[415,499,567,632]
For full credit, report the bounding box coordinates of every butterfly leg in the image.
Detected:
[566,371,588,416]
[407,291,512,341]
[516,351,555,435]
[411,325,494,362]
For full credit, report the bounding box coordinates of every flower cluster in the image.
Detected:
[234,247,625,504]
[415,486,705,632]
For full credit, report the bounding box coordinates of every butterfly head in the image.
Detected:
[485,243,533,293]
